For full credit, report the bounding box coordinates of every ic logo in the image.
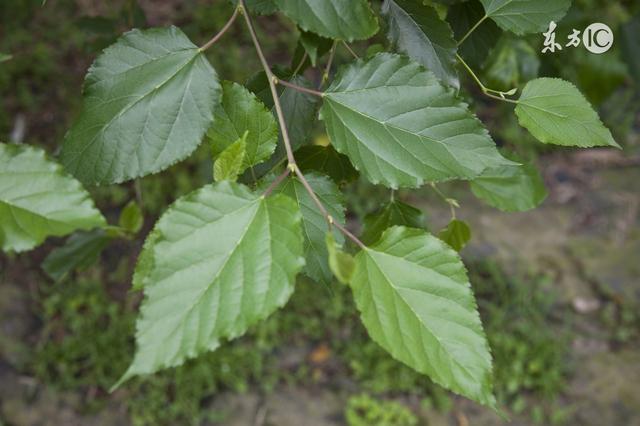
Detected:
[582,23,614,54]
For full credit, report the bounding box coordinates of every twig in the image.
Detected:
[342,41,360,60]
[263,168,290,197]
[275,78,324,97]
[456,53,518,104]
[319,40,337,88]
[457,14,487,46]
[200,7,240,51]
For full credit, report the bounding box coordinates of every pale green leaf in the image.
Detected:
[471,163,547,212]
[361,200,425,245]
[322,53,512,188]
[119,200,144,234]
[0,143,106,253]
[116,182,305,384]
[273,173,345,286]
[350,226,495,408]
[515,78,619,148]
[208,81,277,170]
[131,228,161,292]
[296,145,358,185]
[382,0,458,88]
[438,219,471,251]
[326,233,354,285]
[213,133,247,182]
[41,229,110,281]
[480,0,571,35]
[273,0,379,41]
[61,26,221,185]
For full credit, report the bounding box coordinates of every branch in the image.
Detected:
[342,41,360,60]
[240,0,366,250]
[240,1,296,164]
[275,78,324,97]
[263,168,291,197]
[456,14,487,47]
[200,7,240,51]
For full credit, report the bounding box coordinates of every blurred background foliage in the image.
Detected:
[1,0,639,425]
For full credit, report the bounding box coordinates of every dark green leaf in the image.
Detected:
[483,37,539,91]
[361,200,425,245]
[621,15,640,82]
[296,145,358,185]
[61,26,221,185]
[382,0,458,88]
[438,219,471,251]
[273,0,379,41]
[208,81,277,170]
[322,53,513,188]
[480,0,571,35]
[119,200,144,234]
[448,0,501,69]
[42,230,110,281]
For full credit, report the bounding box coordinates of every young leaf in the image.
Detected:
[272,173,345,286]
[350,226,495,408]
[470,163,547,212]
[321,53,513,188]
[325,233,354,285]
[116,182,305,385]
[0,143,106,253]
[272,0,379,41]
[41,230,111,281]
[382,0,459,88]
[438,219,471,251]
[207,81,277,170]
[296,145,358,185]
[361,200,425,245]
[61,26,221,185]
[448,0,501,69]
[480,0,571,35]
[515,78,619,148]
[119,200,144,234]
[213,132,248,182]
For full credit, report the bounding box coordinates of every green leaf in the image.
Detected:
[325,233,354,285]
[438,219,471,251]
[382,0,458,88]
[117,182,305,385]
[515,78,619,148]
[296,145,358,185]
[350,226,495,408]
[131,228,161,292]
[0,53,12,63]
[272,173,345,286]
[119,200,144,234]
[41,229,111,281]
[448,0,501,69]
[272,0,379,41]
[361,200,425,245]
[322,53,512,188]
[293,29,333,68]
[213,132,247,182]
[470,163,547,212]
[480,0,571,35]
[60,26,221,185]
[208,81,277,170]
[232,0,278,14]
[0,143,106,253]
[621,15,640,82]
[483,37,539,91]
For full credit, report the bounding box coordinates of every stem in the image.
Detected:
[241,1,366,250]
[319,41,338,88]
[275,78,324,97]
[292,51,308,76]
[342,41,360,60]
[456,54,519,104]
[429,182,459,220]
[457,14,487,47]
[263,168,290,197]
[240,1,296,165]
[200,7,239,51]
